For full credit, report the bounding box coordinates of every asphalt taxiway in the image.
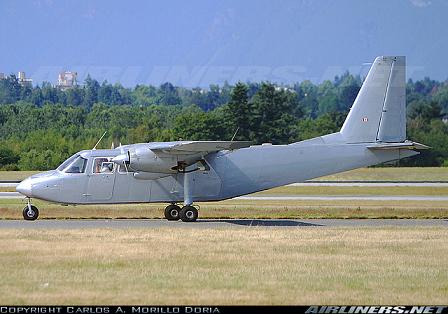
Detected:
[0,218,446,229]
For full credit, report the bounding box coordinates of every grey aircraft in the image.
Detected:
[16,56,427,222]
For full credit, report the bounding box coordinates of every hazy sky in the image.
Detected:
[0,0,446,87]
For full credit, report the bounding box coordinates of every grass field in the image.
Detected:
[0,227,446,304]
[260,185,448,196]
[1,168,447,305]
[0,171,38,181]
[1,167,448,182]
[314,167,448,182]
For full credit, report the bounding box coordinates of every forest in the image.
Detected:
[0,73,447,170]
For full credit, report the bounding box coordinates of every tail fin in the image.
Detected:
[340,56,406,143]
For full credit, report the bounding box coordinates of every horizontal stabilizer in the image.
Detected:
[148,141,252,154]
[367,141,430,150]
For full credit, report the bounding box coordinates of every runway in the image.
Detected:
[0,192,23,199]
[0,218,446,229]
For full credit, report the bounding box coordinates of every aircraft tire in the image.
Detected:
[180,206,198,222]
[164,204,181,221]
[23,205,39,221]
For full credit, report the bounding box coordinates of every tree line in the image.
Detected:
[0,73,447,170]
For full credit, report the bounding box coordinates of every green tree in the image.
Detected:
[251,83,297,144]
[0,75,22,104]
[225,82,252,140]
[317,80,339,115]
[0,146,20,169]
[83,76,100,108]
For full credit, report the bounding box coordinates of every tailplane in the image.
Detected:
[340,56,406,143]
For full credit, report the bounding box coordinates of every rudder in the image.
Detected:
[340,56,406,143]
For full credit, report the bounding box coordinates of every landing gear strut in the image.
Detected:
[164,171,199,222]
[23,199,39,221]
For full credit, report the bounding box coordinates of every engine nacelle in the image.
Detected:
[112,145,201,173]
[128,146,177,173]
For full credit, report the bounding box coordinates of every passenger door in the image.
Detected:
[86,157,116,201]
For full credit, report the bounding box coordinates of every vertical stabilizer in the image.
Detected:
[340,56,406,143]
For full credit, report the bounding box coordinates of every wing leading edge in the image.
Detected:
[147,141,252,154]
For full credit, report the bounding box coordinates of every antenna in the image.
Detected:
[92,131,107,150]
[231,127,240,141]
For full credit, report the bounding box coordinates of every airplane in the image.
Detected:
[16,56,428,222]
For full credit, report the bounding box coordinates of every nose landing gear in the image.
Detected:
[23,199,39,221]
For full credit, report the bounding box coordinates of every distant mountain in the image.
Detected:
[0,0,446,86]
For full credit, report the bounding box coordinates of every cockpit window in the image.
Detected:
[64,156,88,173]
[57,154,78,171]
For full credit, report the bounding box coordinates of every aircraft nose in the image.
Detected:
[16,180,32,197]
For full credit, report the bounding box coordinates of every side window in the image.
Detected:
[93,158,115,174]
[118,164,134,173]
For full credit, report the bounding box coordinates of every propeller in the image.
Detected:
[112,144,131,174]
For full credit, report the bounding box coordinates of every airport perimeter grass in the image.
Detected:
[315,167,448,181]
[1,167,448,182]
[0,227,447,304]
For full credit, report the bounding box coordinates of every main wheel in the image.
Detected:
[164,204,181,221]
[180,205,198,222]
[23,205,39,221]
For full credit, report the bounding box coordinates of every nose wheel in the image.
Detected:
[23,202,39,221]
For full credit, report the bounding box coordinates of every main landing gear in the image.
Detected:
[23,199,39,221]
[163,170,199,222]
[164,204,198,222]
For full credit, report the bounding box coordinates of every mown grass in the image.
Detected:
[1,198,447,219]
[315,167,448,181]
[0,171,38,181]
[1,167,448,182]
[0,187,16,192]
[257,185,448,196]
[0,227,446,304]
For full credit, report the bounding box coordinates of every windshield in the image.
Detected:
[58,155,88,173]
[57,154,78,171]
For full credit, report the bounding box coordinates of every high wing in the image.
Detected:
[147,141,252,155]
[112,141,252,173]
